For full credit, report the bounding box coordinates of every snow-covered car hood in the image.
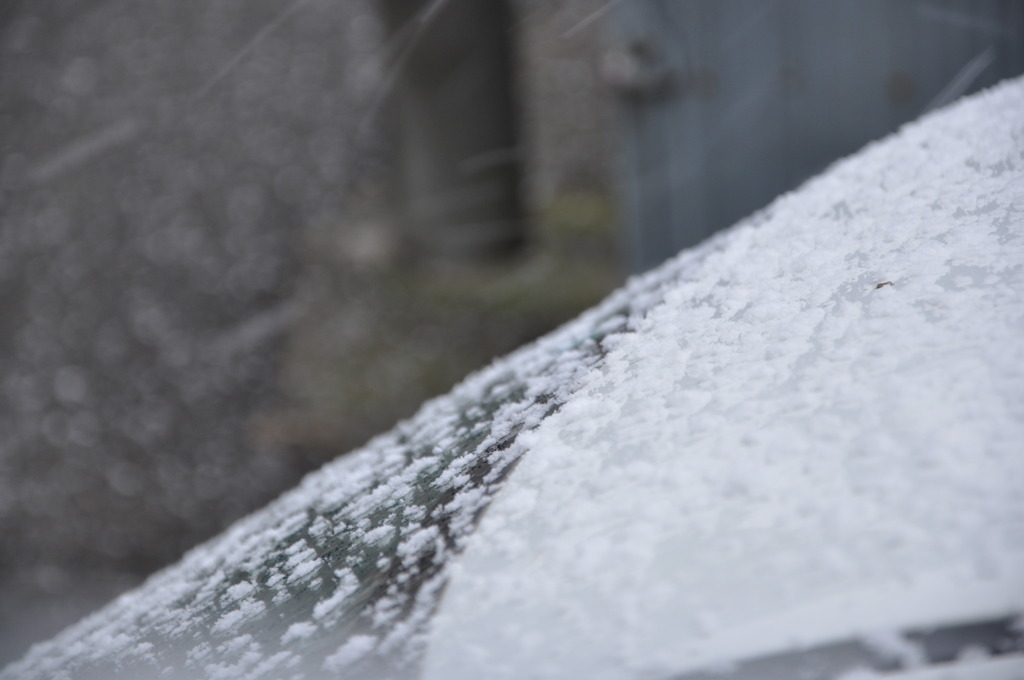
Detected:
[423,76,1024,680]
[5,77,1024,680]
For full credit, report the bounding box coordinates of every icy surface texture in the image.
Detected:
[7,73,1023,680]
[0,226,685,678]
[423,77,1024,679]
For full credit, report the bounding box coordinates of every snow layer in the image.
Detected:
[422,76,1024,680]
[5,76,1023,680]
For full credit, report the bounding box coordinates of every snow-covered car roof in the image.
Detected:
[4,77,1024,680]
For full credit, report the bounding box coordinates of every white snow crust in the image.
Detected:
[422,77,1024,680]
[5,76,1023,680]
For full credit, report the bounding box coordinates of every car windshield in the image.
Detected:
[6,73,1024,680]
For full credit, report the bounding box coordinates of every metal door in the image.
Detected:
[609,0,1024,270]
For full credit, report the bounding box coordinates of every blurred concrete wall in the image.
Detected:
[0,0,385,660]
[516,0,616,205]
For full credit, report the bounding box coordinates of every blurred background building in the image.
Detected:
[0,0,621,663]
[1,0,1021,666]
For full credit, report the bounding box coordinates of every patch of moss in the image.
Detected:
[540,190,616,238]
[267,189,624,461]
